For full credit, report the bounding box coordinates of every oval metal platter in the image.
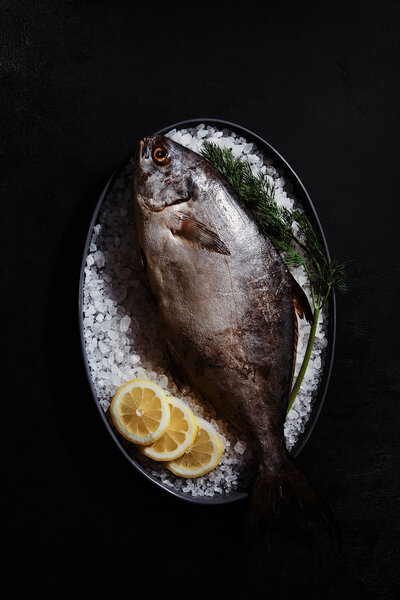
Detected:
[78,118,336,505]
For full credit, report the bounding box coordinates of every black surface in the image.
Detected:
[2,1,399,597]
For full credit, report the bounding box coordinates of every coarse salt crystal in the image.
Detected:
[94,300,106,313]
[234,440,247,455]
[84,304,96,316]
[231,145,243,157]
[119,315,131,332]
[158,374,169,388]
[99,341,109,354]
[94,250,105,268]
[112,374,121,386]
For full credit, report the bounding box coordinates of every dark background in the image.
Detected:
[2,0,399,597]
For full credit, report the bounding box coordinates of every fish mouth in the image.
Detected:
[137,194,189,213]
[135,194,153,211]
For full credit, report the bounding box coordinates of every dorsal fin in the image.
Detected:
[289,273,313,389]
[289,272,313,324]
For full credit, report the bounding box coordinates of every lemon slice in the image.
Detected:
[110,379,170,445]
[165,417,223,478]
[140,396,198,461]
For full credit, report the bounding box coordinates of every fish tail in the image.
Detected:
[246,465,284,542]
[247,456,340,546]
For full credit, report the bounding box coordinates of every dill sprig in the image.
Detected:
[201,141,352,412]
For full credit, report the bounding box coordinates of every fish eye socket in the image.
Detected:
[153,146,169,164]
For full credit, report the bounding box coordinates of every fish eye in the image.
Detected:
[152,146,169,164]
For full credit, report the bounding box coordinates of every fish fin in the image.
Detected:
[247,454,340,548]
[171,212,230,255]
[290,273,313,324]
[289,274,312,394]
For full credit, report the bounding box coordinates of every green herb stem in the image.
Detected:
[287,307,320,414]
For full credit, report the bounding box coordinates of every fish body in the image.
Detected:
[133,134,334,536]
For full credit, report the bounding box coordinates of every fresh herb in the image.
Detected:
[201,141,352,413]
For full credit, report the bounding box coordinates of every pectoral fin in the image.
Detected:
[170,212,230,255]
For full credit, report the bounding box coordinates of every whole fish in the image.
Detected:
[133,134,335,537]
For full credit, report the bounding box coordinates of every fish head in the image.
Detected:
[133,134,197,212]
